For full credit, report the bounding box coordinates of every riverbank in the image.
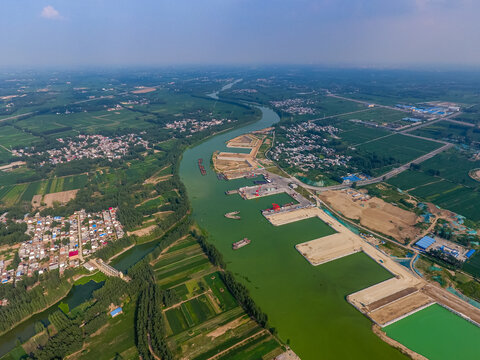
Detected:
[0,279,73,339]
[179,104,409,359]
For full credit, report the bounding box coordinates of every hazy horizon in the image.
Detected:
[1,0,480,68]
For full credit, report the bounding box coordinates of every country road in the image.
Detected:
[0,111,35,123]
[278,93,462,192]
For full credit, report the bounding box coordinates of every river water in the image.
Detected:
[177,89,408,359]
[0,280,103,357]
[0,83,407,359]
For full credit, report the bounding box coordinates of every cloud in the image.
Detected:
[40,5,62,20]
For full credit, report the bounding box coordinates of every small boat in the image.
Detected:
[233,237,251,250]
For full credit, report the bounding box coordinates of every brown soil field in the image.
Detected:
[319,190,421,243]
[368,287,418,311]
[127,224,157,237]
[369,292,433,326]
[227,134,258,149]
[206,316,246,339]
[131,87,156,94]
[43,190,79,207]
[31,194,43,207]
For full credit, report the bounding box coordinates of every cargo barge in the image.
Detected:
[232,237,250,250]
[198,158,206,175]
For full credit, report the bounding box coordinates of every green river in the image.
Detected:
[0,89,409,359]
[178,103,408,359]
[0,280,103,357]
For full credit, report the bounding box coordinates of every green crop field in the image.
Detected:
[463,252,480,278]
[151,234,281,360]
[386,150,480,221]
[183,295,217,325]
[0,174,88,207]
[359,134,441,163]
[20,181,42,201]
[411,120,480,145]
[165,307,190,334]
[218,334,280,360]
[338,123,391,145]
[0,184,27,206]
[75,301,137,360]
[0,125,40,148]
[0,147,12,165]
[338,107,407,124]
[410,180,460,199]
[387,170,438,190]
[204,273,238,312]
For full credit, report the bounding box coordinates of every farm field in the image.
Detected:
[74,301,138,360]
[0,146,12,165]
[463,252,480,278]
[152,236,284,360]
[337,122,391,145]
[14,109,153,137]
[0,174,88,206]
[387,170,441,190]
[353,133,442,175]
[411,120,480,145]
[386,150,480,221]
[338,107,408,125]
[0,125,40,148]
[358,134,441,162]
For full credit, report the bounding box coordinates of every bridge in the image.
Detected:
[88,259,130,281]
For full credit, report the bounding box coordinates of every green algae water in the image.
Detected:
[0,280,103,357]
[385,304,480,360]
[179,104,408,359]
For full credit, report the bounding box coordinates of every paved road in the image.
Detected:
[326,93,411,113]
[308,108,373,123]
[0,111,35,123]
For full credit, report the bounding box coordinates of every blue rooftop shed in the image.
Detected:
[415,236,436,250]
[110,307,123,318]
[466,249,476,259]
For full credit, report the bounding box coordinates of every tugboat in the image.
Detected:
[232,238,251,250]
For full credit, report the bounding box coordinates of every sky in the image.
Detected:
[0,0,479,67]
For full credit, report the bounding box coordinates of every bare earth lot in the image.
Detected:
[43,190,79,207]
[131,87,157,94]
[319,189,421,243]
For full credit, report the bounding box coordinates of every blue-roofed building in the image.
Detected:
[342,175,362,183]
[466,249,476,259]
[415,236,436,250]
[110,307,123,318]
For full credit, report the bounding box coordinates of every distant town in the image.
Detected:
[12,134,150,165]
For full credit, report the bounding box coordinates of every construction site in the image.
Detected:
[256,191,480,356]
[212,133,265,179]
[217,128,480,355]
[318,188,422,243]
